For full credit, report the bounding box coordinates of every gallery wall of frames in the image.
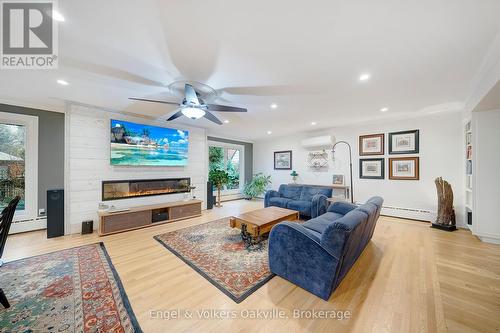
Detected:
[359,130,420,180]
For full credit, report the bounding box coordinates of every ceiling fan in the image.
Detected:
[129,83,247,125]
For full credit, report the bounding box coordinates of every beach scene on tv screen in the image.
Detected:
[110,119,189,166]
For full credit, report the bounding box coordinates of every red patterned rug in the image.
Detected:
[154,218,274,303]
[0,243,142,332]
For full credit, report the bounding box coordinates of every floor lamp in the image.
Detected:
[332,141,354,204]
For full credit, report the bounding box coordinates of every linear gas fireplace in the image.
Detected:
[102,178,190,201]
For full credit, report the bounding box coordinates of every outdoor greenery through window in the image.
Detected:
[209,146,241,192]
[0,123,26,211]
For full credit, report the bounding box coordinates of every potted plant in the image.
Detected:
[209,169,229,207]
[243,173,272,200]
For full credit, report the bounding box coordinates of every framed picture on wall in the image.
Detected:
[359,133,384,155]
[389,130,419,154]
[274,150,292,170]
[359,158,385,179]
[332,174,344,185]
[389,157,419,180]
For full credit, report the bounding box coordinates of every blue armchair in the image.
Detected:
[268,197,383,300]
[264,184,332,219]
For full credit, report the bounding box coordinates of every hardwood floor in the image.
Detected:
[3,200,500,333]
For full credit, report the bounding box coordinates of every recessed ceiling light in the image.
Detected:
[270,103,278,109]
[224,120,229,124]
[380,107,389,112]
[359,73,371,81]
[52,10,65,22]
[311,121,317,126]
[267,130,272,135]
[56,79,69,86]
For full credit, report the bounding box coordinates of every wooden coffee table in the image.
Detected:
[229,206,299,249]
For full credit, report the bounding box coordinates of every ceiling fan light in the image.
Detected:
[182,107,205,119]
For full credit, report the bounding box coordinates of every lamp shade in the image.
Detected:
[182,107,206,119]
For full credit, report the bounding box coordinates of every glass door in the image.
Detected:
[0,112,38,227]
[0,123,26,213]
[208,143,244,196]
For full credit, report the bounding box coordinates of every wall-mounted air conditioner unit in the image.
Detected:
[301,135,335,150]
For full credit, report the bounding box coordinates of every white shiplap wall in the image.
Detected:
[66,104,208,234]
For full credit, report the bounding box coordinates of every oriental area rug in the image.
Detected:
[154,218,275,303]
[0,243,142,333]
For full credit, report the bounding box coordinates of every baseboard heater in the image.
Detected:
[380,205,434,222]
[10,217,47,234]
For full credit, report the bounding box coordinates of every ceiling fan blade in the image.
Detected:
[129,97,180,106]
[205,104,247,112]
[203,110,223,125]
[166,110,184,121]
[185,84,200,105]
[218,85,324,96]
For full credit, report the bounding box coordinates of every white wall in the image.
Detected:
[66,104,207,234]
[254,112,465,226]
[473,109,500,243]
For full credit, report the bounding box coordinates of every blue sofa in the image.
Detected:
[268,196,383,300]
[264,184,332,219]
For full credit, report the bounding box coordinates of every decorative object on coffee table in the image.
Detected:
[154,218,275,303]
[274,150,292,170]
[360,158,385,179]
[432,177,457,231]
[359,133,384,155]
[229,206,300,250]
[389,157,419,180]
[389,130,419,154]
[208,169,229,207]
[0,243,142,332]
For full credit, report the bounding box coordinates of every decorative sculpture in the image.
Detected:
[431,177,457,231]
[307,151,329,169]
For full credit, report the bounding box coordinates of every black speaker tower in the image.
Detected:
[207,181,214,209]
[47,189,64,238]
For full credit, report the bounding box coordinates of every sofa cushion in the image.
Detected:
[328,201,358,215]
[269,197,292,208]
[303,212,344,234]
[299,187,333,202]
[278,185,302,200]
[286,200,312,216]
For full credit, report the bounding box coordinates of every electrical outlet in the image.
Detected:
[38,208,46,216]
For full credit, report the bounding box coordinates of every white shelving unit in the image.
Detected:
[464,120,473,231]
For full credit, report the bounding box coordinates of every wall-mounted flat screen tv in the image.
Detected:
[110,119,189,166]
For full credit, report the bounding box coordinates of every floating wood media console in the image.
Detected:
[98,199,202,236]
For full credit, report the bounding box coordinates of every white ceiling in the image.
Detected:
[1,0,500,141]
[474,80,500,112]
